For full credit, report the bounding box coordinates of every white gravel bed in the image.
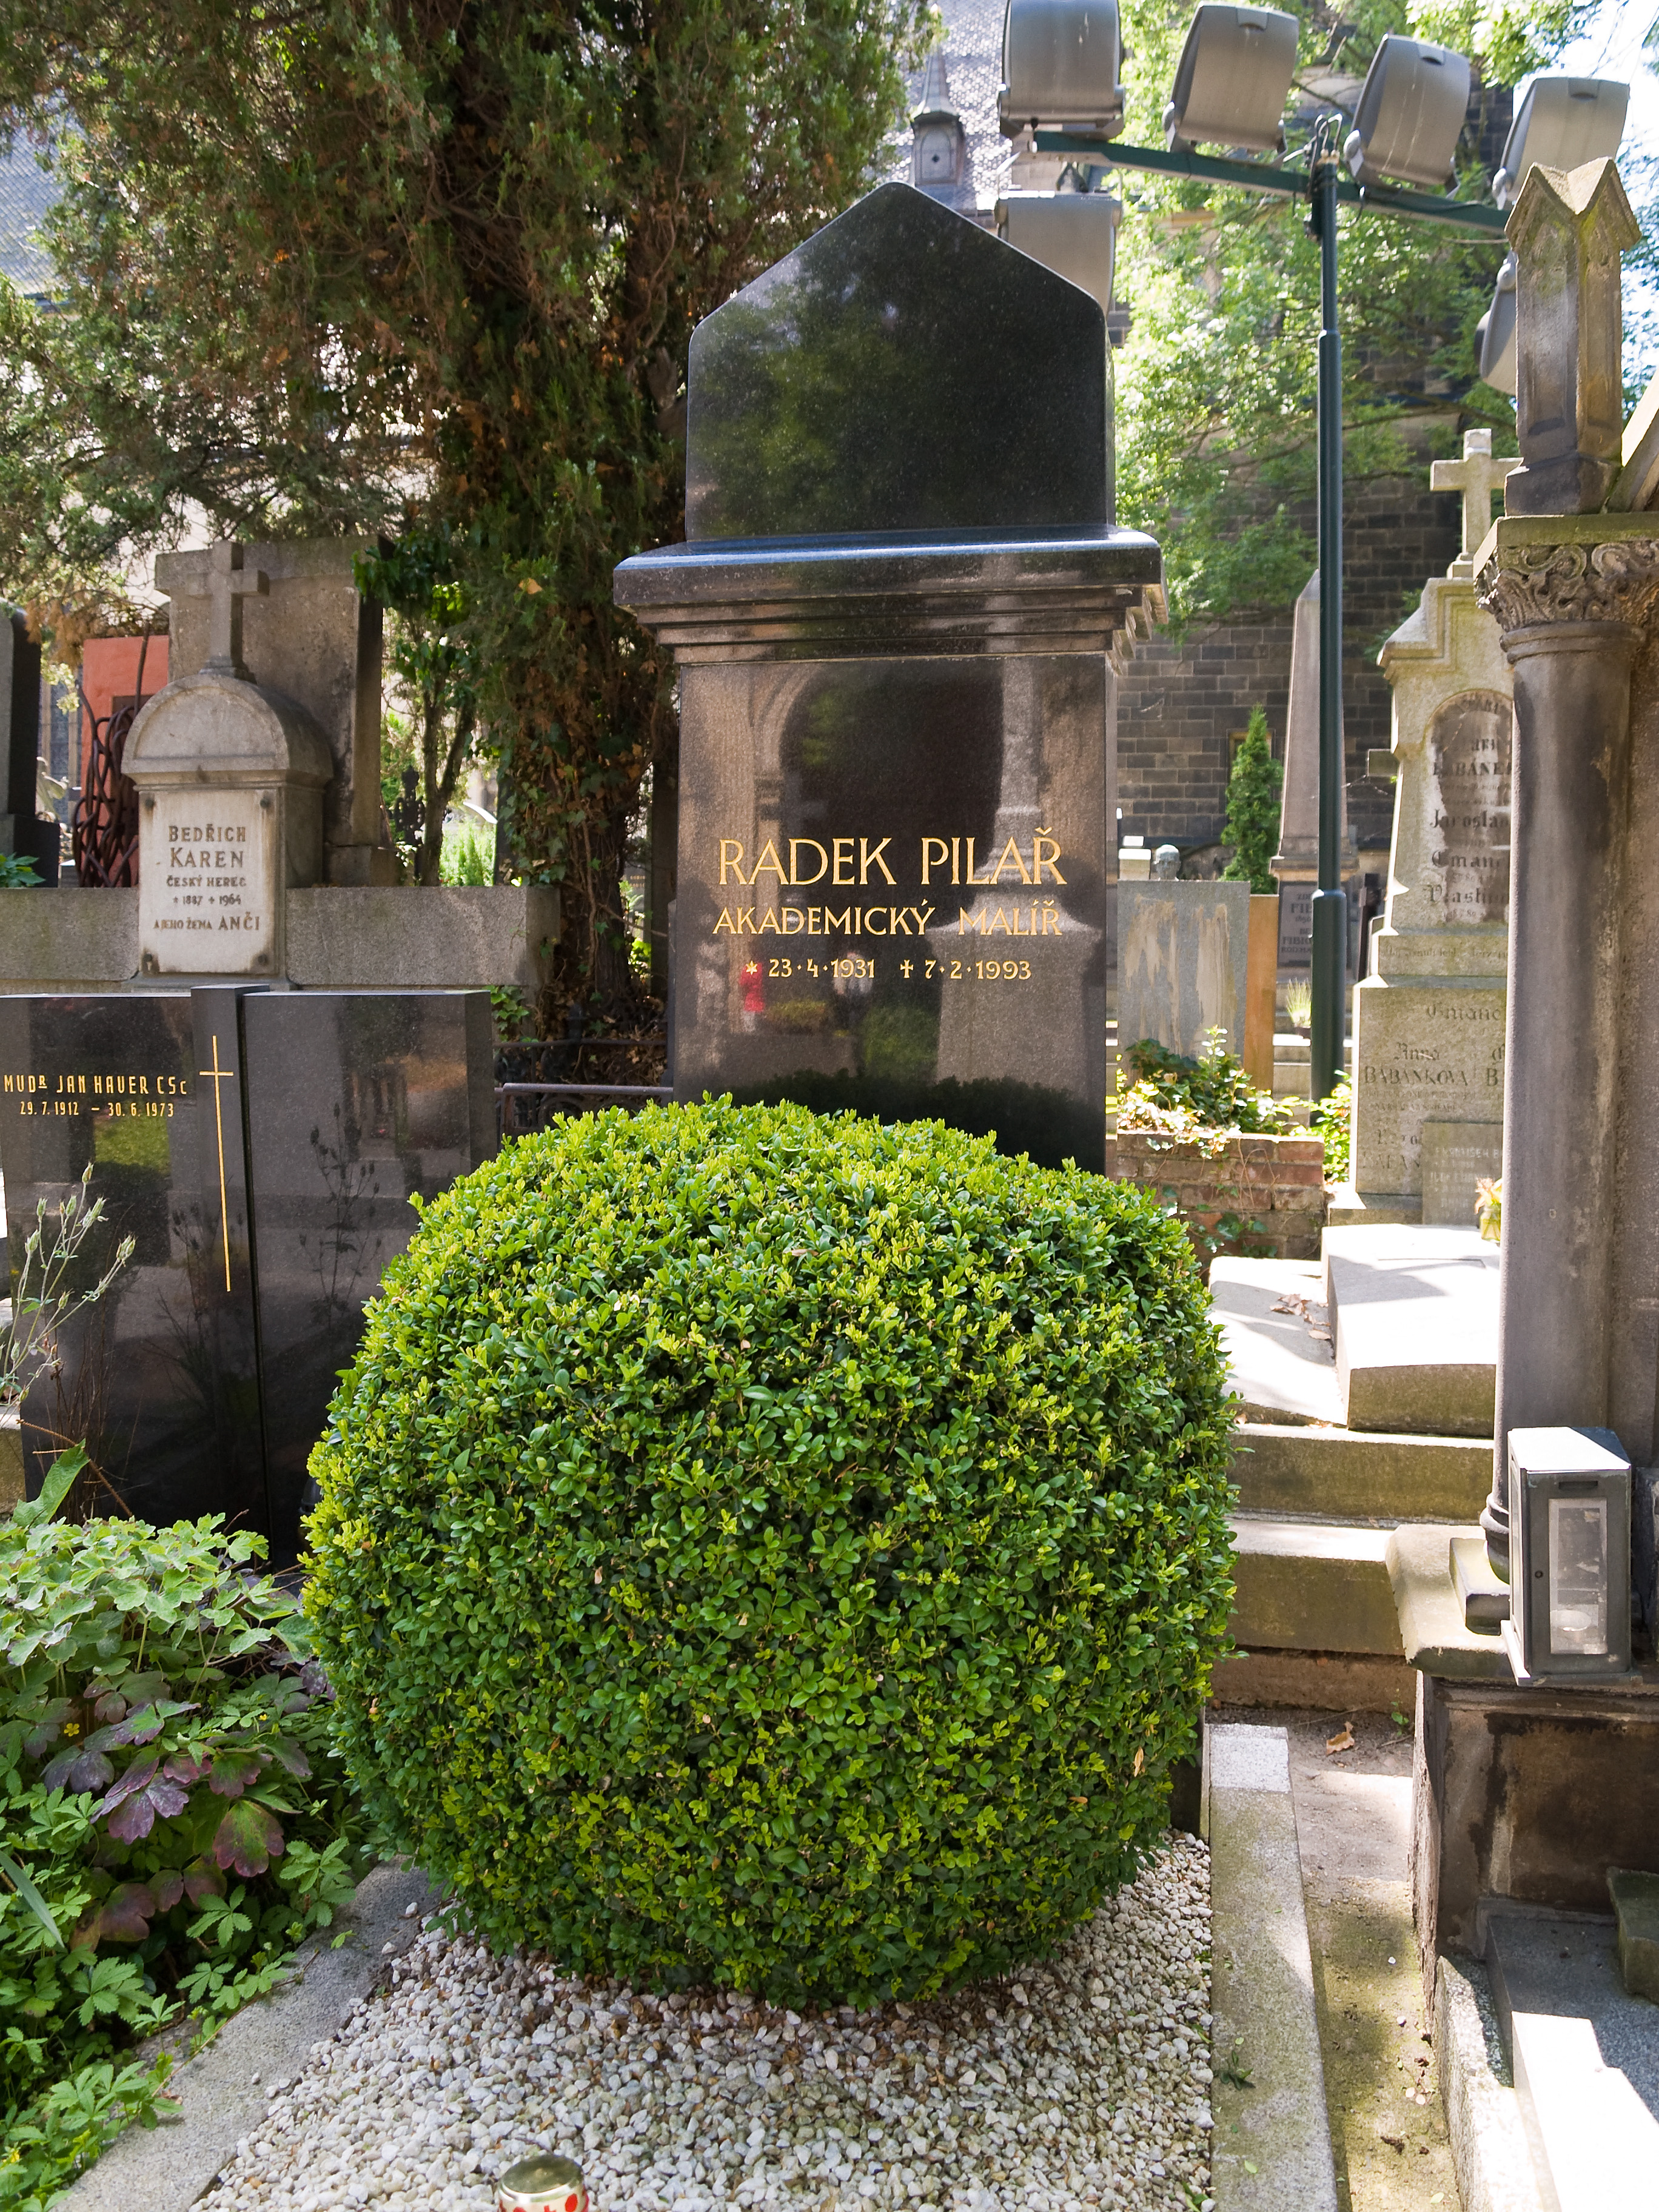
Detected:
[203,1834,1213,2212]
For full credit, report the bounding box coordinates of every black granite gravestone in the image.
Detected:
[1,608,61,882]
[0,988,493,1558]
[615,184,1163,1171]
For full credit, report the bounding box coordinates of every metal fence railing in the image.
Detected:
[495,1081,674,1140]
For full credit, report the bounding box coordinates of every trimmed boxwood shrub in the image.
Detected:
[304,1100,1235,2003]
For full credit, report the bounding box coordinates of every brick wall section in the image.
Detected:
[1117,452,1464,862]
[1117,1129,1328,1263]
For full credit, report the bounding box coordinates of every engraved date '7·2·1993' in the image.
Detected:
[762,957,1034,982]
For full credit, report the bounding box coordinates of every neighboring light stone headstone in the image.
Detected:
[154,538,395,885]
[1430,428,1521,580]
[1118,877,1249,1061]
[0,984,494,1561]
[1272,572,1354,968]
[1338,439,1513,1225]
[0,609,60,881]
[1420,1119,1504,1226]
[125,546,332,978]
[614,184,1163,1171]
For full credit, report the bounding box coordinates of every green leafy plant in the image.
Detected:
[438,822,492,887]
[1,1472,380,2205]
[305,1098,1236,2005]
[1220,707,1282,895]
[0,856,41,890]
[1312,1078,1353,1188]
[1118,1031,1298,1159]
[489,987,531,1045]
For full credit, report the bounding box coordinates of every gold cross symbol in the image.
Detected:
[198,1034,238,1292]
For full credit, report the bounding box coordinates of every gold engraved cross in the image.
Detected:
[198,1035,237,1292]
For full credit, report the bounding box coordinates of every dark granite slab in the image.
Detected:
[0,990,247,1529]
[685,183,1108,541]
[672,654,1111,1170]
[0,988,494,1561]
[241,990,495,1561]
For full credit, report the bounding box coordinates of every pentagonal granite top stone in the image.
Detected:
[686,183,1107,542]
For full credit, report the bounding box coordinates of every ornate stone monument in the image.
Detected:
[153,537,394,885]
[1397,162,1659,2028]
[614,183,1162,1171]
[127,545,332,978]
[0,540,558,996]
[1335,429,1518,1226]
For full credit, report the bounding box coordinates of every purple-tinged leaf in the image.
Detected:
[183,1855,225,1904]
[150,1869,184,1912]
[95,1757,193,1842]
[298,1659,332,1700]
[22,1698,75,1760]
[94,1881,160,1942]
[115,1699,198,1747]
[91,1693,127,1724]
[266,1737,312,1780]
[94,1757,158,1818]
[163,1752,207,1786]
[41,1748,115,1795]
[212,1800,284,1878]
[207,1749,266,1799]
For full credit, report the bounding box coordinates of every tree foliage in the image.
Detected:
[1111,0,1591,633]
[1221,704,1282,893]
[0,0,931,1011]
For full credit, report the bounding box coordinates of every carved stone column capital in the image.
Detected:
[1476,534,1659,638]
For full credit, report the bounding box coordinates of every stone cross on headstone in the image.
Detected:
[1432,430,1521,579]
[189,542,269,681]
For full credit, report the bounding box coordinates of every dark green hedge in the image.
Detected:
[304,1099,1235,2002]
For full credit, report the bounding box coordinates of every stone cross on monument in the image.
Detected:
[1431,430,1521,580]
[192,542,269,681]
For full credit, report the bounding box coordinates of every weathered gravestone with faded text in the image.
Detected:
[1338,431,1516,1225]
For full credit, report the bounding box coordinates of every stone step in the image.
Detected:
[1232,1421,1491,1523]
[1229,1513,1401,1656]
[1484,1905,1659,2212]
[1323,1224,1498,1436]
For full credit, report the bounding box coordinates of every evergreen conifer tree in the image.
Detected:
[1221,705,1282,895]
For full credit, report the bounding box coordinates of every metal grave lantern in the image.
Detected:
[998,0,1124,141]
[613,183,1162,1173]
[1503,1426,1633,1684]
[1479,74,1628,397]
[1163,4,1298,156]
[1343,33,1471,191]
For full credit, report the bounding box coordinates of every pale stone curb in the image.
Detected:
[1204,1721,1339,2212]
[1433,1953,1546,2212]
[56,1861,437,2212]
